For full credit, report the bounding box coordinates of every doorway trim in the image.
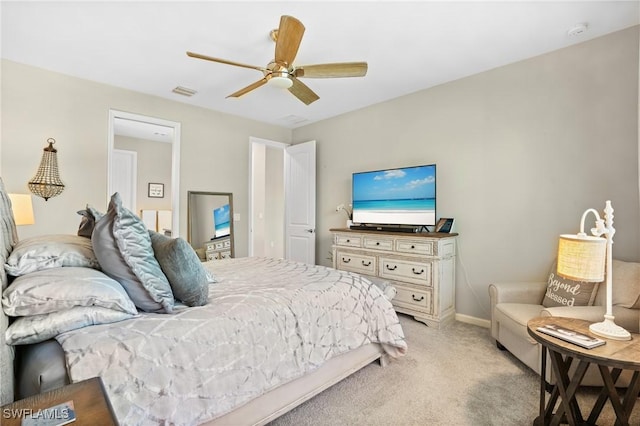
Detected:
[108,109,181,237]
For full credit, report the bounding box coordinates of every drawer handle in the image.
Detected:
[346,239,350,243]
[342,257,351,264]
[411,245,415,249]
[376,242,380,246]
[361,261,371,267]
[412,295,425,302]
[385,264,397,271]
[412,268,425,275]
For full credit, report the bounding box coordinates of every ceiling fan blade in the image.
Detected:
[226,78,269,98]
[288,77,319,105]
[294,62,368,78]
[274,15,305,67]
[187,51,267,72]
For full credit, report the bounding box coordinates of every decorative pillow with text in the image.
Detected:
[542,260,600,308]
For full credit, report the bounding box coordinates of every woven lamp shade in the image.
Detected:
[557,234,606,282]
[28,138,65,201]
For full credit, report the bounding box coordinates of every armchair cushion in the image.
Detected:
[611,260,640,308]
[542,260,600,308]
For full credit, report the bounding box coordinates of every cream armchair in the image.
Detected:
[489,259,640,386]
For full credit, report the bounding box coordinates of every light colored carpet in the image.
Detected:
[270,314,640,425]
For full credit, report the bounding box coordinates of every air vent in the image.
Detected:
[567,23,588,37]
[279,115,308,125]
[172,86,197,97]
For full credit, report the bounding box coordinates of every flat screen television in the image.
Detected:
[213,204,231,238]
[352,164,436,227]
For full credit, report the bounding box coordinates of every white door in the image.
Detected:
[111,149,137,212]
[285,140,316,264]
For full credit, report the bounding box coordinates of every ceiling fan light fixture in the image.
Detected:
[269,75,293,89]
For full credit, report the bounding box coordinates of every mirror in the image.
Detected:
[188,191,235,261]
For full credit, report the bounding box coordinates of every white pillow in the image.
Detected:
[5,306,136,345]
[2,267,138,316]
[5,234,100,277]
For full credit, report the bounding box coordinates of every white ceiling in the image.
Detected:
[2,1,639,129]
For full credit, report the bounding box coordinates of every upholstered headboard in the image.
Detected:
[0,177,19,404]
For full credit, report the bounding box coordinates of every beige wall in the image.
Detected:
[1,59,291,255]
[293,26,640,321]
[1,27,639,322]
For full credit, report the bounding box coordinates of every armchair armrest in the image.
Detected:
[489,281,547,305]
[489,281,547,339]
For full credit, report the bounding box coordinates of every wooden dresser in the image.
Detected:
[330,228,457,328]
[204,236,232,261]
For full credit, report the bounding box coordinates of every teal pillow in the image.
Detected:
[149,231,210,307]
[92,193,174,313]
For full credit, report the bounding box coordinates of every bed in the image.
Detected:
[0,180,407,425]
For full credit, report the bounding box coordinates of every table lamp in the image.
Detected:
[8,193,35,226]
[556,200,630,340]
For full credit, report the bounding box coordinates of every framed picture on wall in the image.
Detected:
[148,183,164,198]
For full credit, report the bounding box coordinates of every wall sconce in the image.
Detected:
[28,138,65,201]
[557,200,630,340]
[8,193,35,225]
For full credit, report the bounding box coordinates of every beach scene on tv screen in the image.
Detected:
[352,165,436,225]
[213,204,230,238]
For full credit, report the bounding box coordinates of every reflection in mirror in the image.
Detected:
[188,191,235,262]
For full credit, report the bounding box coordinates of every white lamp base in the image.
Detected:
[589,316,631,341]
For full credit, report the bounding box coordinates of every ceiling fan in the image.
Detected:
[186,15,368,105]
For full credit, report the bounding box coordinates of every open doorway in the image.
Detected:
[108,110,181,237]
[249,137,287,258]
[249,137,316,263]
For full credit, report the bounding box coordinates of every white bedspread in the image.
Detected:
[56,257,407,425]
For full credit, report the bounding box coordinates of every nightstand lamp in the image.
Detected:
[8,193,35,225]
[557,200,630,341]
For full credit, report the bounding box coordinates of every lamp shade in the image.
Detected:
[8,193,35,225]
[557,234,606,282]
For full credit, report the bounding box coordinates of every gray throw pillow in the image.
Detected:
[77,205,104,238]
[149,231,210,307]
[92,193,174,313]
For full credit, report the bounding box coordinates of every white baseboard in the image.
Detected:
[455,313,490,329]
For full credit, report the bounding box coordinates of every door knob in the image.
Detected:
[306,229,315,233]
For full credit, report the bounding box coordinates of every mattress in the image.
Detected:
[55,257,407,425]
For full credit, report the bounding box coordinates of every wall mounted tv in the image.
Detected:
[213,204,231,238]
[352,164,436,227]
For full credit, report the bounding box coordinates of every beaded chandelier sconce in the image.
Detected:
[28,138,65,201]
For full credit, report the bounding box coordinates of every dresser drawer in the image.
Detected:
[395,239,435,256]
[336,251,376,275]
[394,287,432,313]
[379,257,432,287]
[363,236,393,251]
[335,234,362,248]
[206,241,225,250]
